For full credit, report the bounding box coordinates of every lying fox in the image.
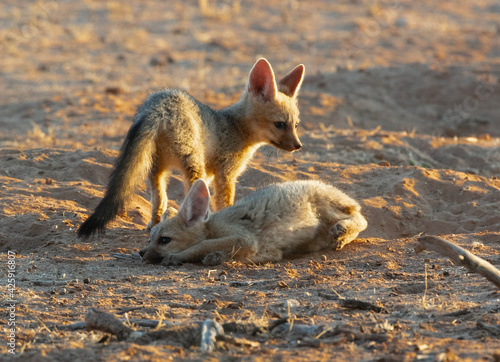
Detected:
[78,58,305,237]
[140,179,368,266]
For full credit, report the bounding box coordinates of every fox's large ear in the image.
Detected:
[278,64,305,98]
[247,58,277,101]
[178,179,210,227]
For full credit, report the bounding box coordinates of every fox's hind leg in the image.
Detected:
[330,212,367,251]
[148,158,171,230]
[214,174,236,211]
[180,154,207,191]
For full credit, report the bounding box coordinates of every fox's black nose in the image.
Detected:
[294,142,302,150]
[139,249,145,258]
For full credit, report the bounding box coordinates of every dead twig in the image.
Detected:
[115,306,144,315]
[85,308,140,341]
[228,280,268,287]
[477,321,500,336]
[110,252,141,261]
[56,322,86,331]
[58,317,174,331]
[216,335,260,349]
[339,299,389,314]
[84,309,201,346]
[31,279,78,286]
[416,235,500,289]
[318,292,388,313]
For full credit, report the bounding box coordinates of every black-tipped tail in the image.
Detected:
[77,111,158,238]
[77,194,123,238]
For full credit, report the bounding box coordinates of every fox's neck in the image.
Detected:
[219,96,259,146]
[219,97,246,123]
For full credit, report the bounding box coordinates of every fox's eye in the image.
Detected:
[159,236,172,245]
[274,122,286,130]
[294,123,298,129]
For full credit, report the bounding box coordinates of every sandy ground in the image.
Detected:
[1,0,500,360]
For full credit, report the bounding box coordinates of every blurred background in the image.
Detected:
[0,0,499,151]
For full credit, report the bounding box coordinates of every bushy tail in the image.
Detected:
[78,116,157,238]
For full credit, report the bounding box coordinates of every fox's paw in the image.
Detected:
[202,251,229,267]
[330,222,347,238]
[330,222,350,251]
[161,254,183,267]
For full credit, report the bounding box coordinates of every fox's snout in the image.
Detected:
[283,140,302,152]
[139,248,163,264]
[275,133,302,152]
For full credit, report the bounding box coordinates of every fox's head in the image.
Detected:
[242,58,305,152]
[139,180,211,264]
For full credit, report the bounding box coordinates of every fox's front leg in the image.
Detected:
[161,235,257,266]
[213,174,236,211]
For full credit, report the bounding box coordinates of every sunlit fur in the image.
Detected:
[140,179,367,265]
[77,59,305,237]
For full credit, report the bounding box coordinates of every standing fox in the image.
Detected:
[140,179,368,266]
[78,58,305,237]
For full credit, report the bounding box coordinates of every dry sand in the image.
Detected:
[1,0,499,360]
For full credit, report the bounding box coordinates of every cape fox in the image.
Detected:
[78,58,305,238]
[140,179,368,266]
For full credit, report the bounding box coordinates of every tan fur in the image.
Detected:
[140,179,368,265]
[77,59,305,237]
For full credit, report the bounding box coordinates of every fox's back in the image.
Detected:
[136,89,218,132]
[213,180,360,234]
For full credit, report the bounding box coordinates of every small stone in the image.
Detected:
[84,278,91,284]
[105,87,123,95]
[395,17,407,28]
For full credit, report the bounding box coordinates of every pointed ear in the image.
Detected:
[178,179,210,227]
[247,58,277,101]
[278,64,305,97]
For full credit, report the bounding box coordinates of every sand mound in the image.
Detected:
[1,0,499,360]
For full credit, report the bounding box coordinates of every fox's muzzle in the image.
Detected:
[139,249,164,264]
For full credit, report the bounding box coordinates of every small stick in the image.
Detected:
[416,235,500,289]
[229,280,268,287]
[477,321,500,336]
[31,279,78,286]
[115,306,144,315]
[85,308,135,341]
[166,302,199,309]
[57,318,174,331]
[110,253,141,261]
[339,299,389,314]
[318,292,388,313]
[57,322,86,331]
[216,335,260,349]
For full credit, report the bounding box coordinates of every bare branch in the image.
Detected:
[416,235,500,289]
